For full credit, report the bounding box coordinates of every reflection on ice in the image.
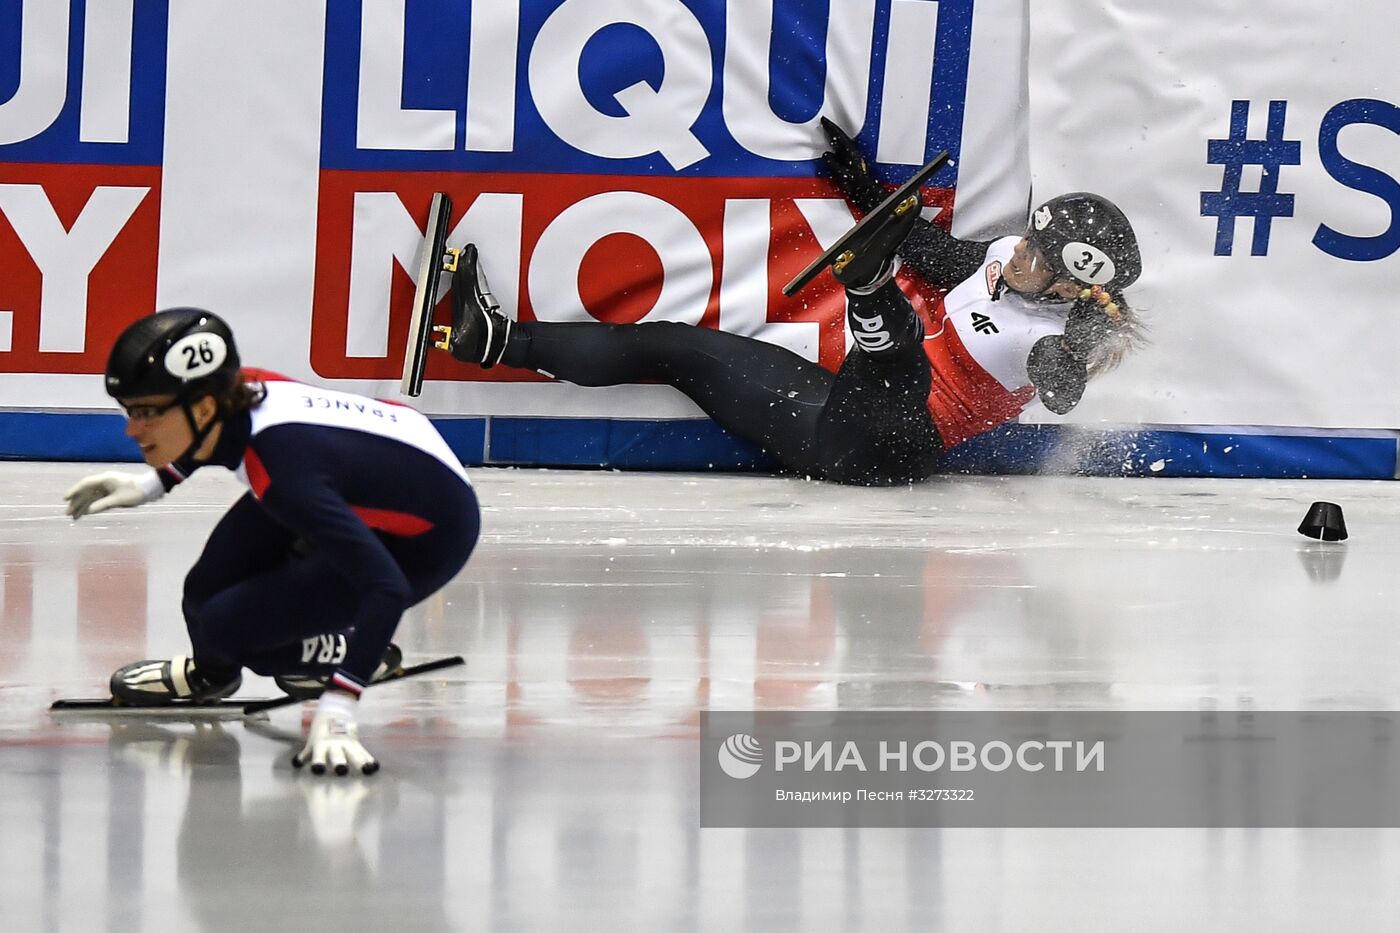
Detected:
[4,464,1400,931]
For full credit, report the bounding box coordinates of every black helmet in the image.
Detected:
[1025,193,1141,290]
[105,308,240,401]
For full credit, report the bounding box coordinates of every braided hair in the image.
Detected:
[1063,284,1148,377]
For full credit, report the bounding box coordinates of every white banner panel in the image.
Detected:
[0,0,1028,421]
[1027,0,1400,431]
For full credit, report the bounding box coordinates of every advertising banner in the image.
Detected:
[1027,0,1400,438]
[10,1,1384,474]
[1,0,1014,422]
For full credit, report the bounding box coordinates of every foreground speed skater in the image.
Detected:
[419,120,1145,486]
[64,308,480,774]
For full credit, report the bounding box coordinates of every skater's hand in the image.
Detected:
[64,470,164,519]
[820,116,887,214]
[293,690,379,776]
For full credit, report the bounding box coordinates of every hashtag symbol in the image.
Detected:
[1201,100,1301,256]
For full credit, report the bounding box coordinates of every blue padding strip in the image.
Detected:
[939,424,1398,479]
[429,418,488,464]
[485,417,774,471]
[2,413,1394,480]
[0,413,137,462]
[0,413,492,466]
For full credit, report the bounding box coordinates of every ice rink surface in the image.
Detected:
[3,461,1400,932]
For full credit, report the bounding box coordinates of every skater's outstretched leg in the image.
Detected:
[439,244,839,476]
[816,284,943,485]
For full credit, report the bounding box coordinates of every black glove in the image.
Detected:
[1062,299,1119,359]
[820,117,887,214]
[1026,335,1088,415]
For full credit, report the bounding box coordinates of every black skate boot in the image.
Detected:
[434,243,512,367]
[110,655,242,707]
[829,193,922,293]
[273,642,405,701]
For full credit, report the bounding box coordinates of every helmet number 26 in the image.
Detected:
[183,341,216,370]
[163,332,229,380]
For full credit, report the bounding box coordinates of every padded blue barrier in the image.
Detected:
[3,412,1394,480]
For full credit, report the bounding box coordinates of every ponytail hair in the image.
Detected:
[1064,285,1148,377]
[211,371,268,420]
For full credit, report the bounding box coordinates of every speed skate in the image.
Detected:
[51,656,466,717]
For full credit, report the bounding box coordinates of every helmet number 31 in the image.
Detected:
[1062,242,1117,286]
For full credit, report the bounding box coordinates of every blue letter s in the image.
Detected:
[1314,98,1400,262]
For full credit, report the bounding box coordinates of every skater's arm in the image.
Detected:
[64,469,166,519]
[1026,335,1088,415]
[1026,286,1139,416]
[250,429,394,778]
[260,477,412,688]
[898,225,992,290]
[63,439,219,518]
[247,431,414,689]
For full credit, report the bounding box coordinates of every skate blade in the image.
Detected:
[241,655,465,716]
[51,697,273,720]
[782,151,949,297]
[401,192,455,397]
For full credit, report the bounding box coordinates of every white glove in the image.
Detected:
[293,691,379,776]
[64,470,165,519]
